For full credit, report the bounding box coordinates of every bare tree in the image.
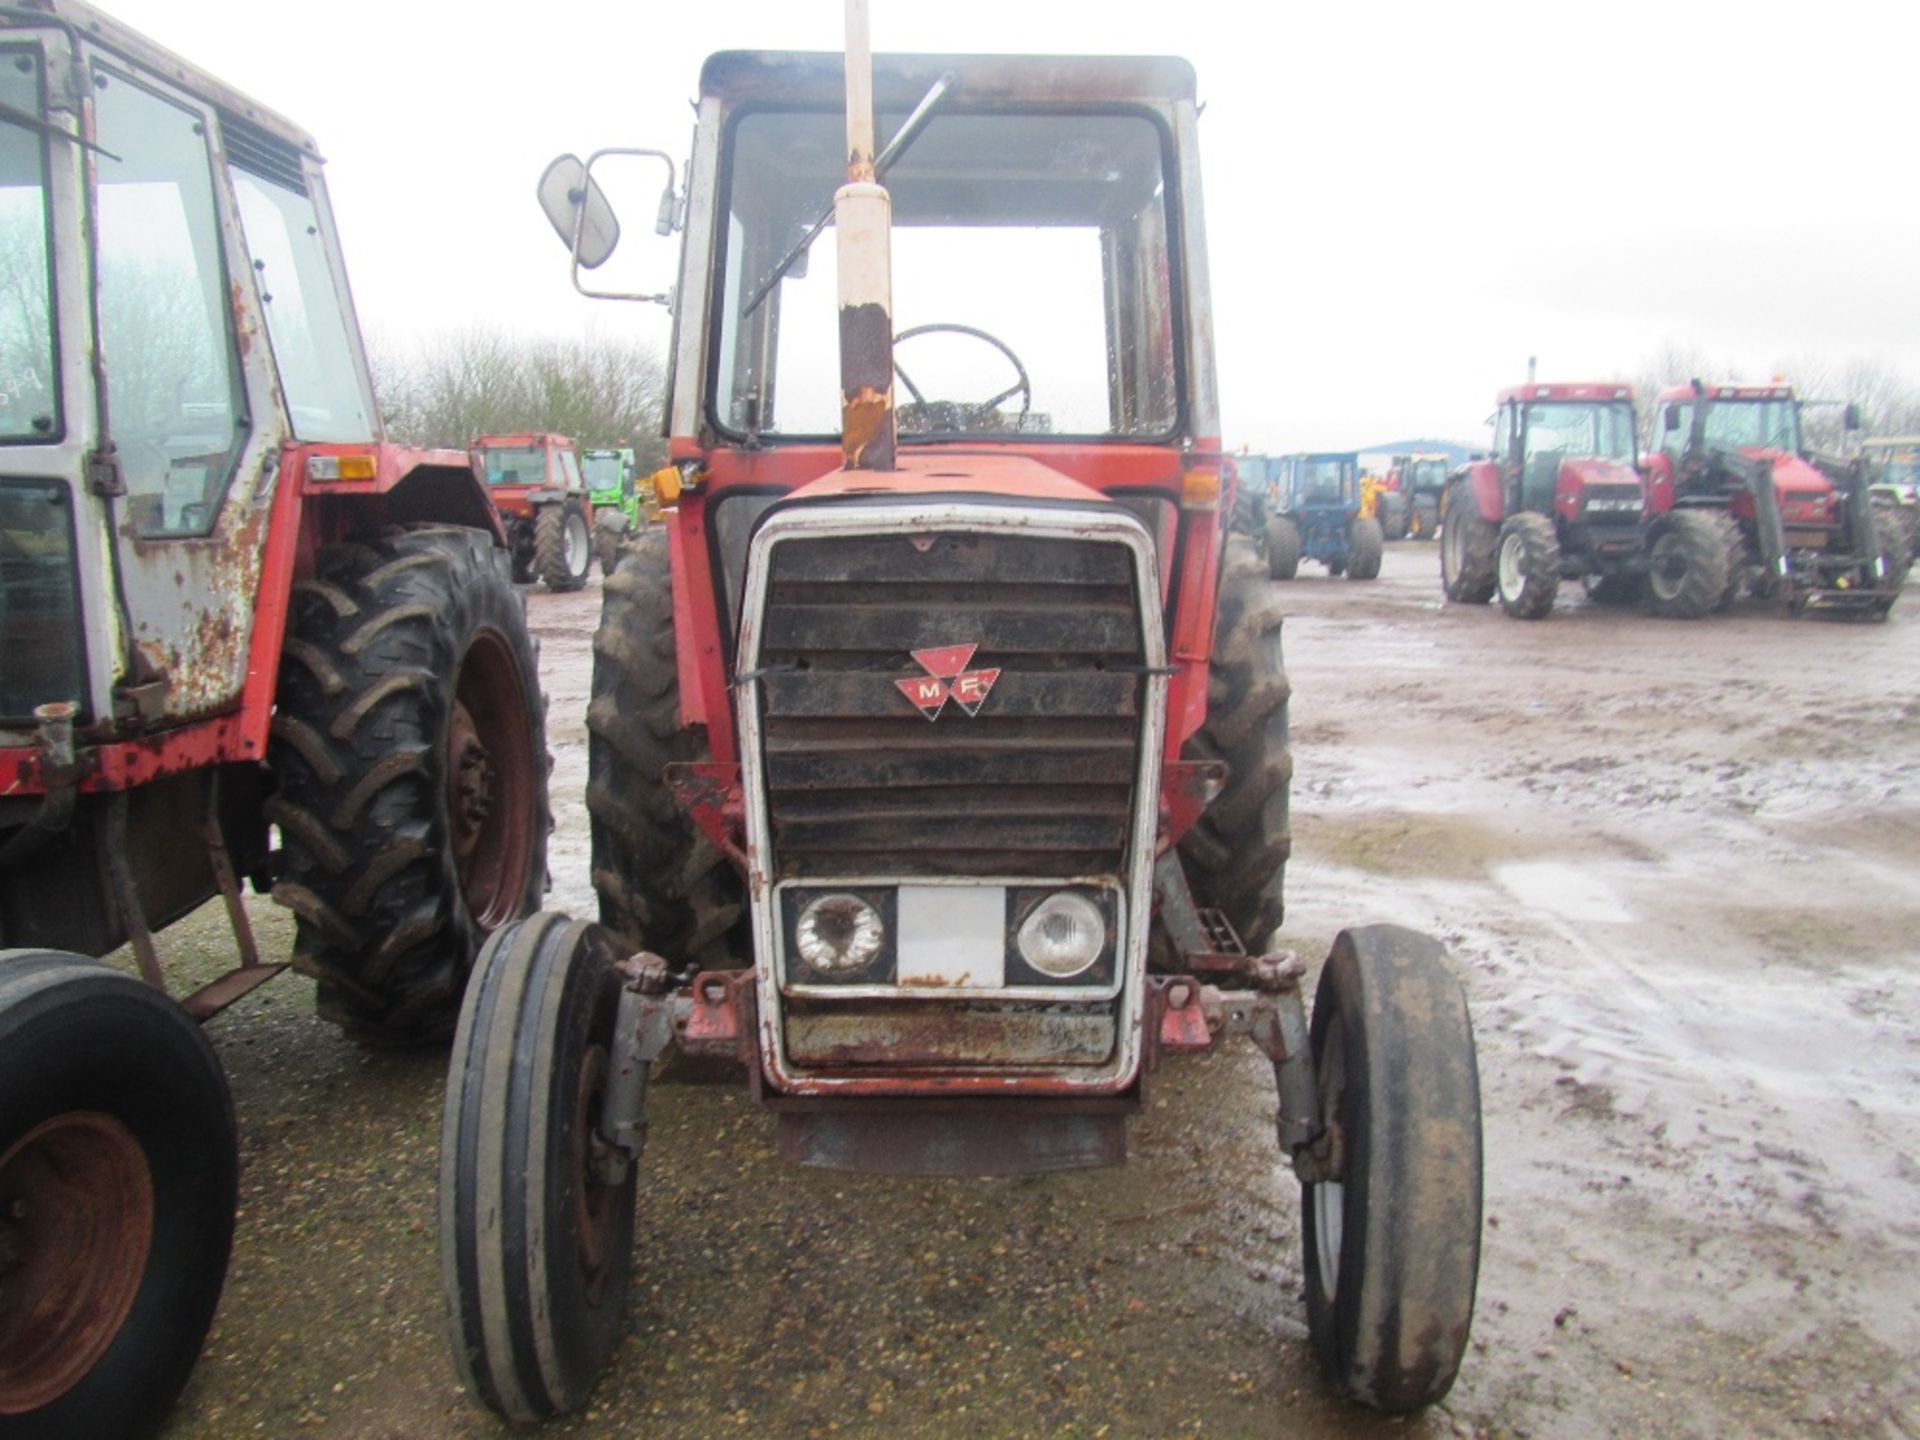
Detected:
[369,327,669,469]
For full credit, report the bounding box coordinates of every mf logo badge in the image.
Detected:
[895,643,1000,721]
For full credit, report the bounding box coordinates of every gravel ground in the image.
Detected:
[144,541,1918,1439]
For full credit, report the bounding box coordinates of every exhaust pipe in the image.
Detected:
[836,0,896,471]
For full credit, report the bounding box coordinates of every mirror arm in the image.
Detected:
[572,147,679,304]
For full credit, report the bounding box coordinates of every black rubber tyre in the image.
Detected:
[270,525,551,1043]
[1267,515,1302,581]
[1300,926,1482,1414]
[1493,512,1560,619]
[0,950,235,1439]
[1379,494,1409,542]
[592,508,629,577]
[535,503,591,593]
[1582,571,1645,607]
[1176,534,1291,953]
[1645,511,1731,620]
[441,913,636,1421]
[1346,517,1384,581]
[1440,481,1497,603]
[1408,495,1439,541]
[588,529,746,967]
[1874,510,1913,593]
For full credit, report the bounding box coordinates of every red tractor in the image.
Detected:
[471,431,595,591]
[1386,452,1450,540]
[0,2,550,1428]
[1440,382,1729,618]
[1644,381,1908,617]
[441,21,1485,1426]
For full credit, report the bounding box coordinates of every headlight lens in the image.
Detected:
[795,893,885,975]
[1016,891,1106,979]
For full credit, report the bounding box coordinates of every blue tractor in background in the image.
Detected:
[1265,451,1384,581]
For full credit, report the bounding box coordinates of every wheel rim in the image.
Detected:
[447,630,536,932]
[1311,1024,1348,1305]
[565,512,589,577]
[0,1112,154,1416]
[568,1045,620,1305]
[1649,534,1685,603]
[1497,529,1525,599]
[1442,505,1463,582]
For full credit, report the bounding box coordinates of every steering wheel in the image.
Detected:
[893,323,1032,434]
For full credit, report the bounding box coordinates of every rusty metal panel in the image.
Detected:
[783,1002,1115,1068]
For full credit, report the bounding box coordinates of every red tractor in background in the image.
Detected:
[1644,381,1908,617]
[1386,452,1450,540]
[1441,382,1730,619]
[0,3,550,1429]
[443,23,1485,1426]
[471,431,595,591]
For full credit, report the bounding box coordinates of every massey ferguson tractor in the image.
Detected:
[1644,381,1907,617]
[1440,381,1728,619]
[0,2,550,1430]
[440,15,1484,1426]
[472,431,595,591]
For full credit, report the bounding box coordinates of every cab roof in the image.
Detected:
[1496,383,1634,406]
[4,0,320,157]
[699,50,1197,107]
[1655,382,1796,404]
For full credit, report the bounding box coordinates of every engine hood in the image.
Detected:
[1559,456,1640,490]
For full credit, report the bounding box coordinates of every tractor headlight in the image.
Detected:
[1015,892,1107,979]
[795,893,886,976]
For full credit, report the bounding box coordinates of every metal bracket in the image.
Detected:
[1205,953,1325,1170]
[664,761,747,872]
[594,953,679,1184]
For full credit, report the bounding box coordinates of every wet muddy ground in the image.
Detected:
[154,543,1919,1439]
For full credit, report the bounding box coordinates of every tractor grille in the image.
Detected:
[754,532,1146,879]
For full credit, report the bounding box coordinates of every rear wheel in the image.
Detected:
[1300,926,1482,1413]
[536,503,591,593]
[1346,517,1384,580]
[1267,515,1301,580]
[1494,512,1560,619]
[1645,511,1730,620]
[0,951,235,1439]
[1379,495,1409,542]
[592,508,629,576]
[1440,482,1496,603]
[588,530,746,966]
[1177,534,1291,953]
[270,525,550,1042]
[1409,496,1439,541]
[442,913,636,1421]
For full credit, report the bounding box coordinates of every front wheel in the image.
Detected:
[441,913,637,1421]
[1346,516,1384,580]
[1267,515,1302,580]
[1645,511,1731,620]
[1301,926,1482,1413]
[1439,482,1497,603]
[1494,512,1560,619]
[536,503,592,592]
[0,951,236,1438]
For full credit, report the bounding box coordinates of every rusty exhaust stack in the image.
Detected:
[836,0,896,470]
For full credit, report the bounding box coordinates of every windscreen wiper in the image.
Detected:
[0,98,121,161]
[740,71,954,319]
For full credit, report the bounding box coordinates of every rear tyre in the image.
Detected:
[1267,515,1302,581]
[1409,496,1440,541]
[441,914,636,1421]
[1177,534,1291,952]
[1301,926,1482,1413]
[1346,517,1384,581]
[1439,482,1497,603]
[1379,495,1409,542]
[588,530,747,966]
[1645,511,1731,620]
[592,509,629,576]
[536,504,591,593]
[0,951,235,1439]
[1493,512,1560,619]
[270,525,550,1043]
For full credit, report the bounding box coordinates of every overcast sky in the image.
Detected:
[106,0,1920,452]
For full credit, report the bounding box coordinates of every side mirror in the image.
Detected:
[1843,402,1861,432]
[537,154,621,269]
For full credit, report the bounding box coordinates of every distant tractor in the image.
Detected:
[0,2,551,1429]
[1363,470,1408,540]
[1388,452,1451,540]
[1863,437,1920,555]
[582,445,644,571]
[1226,451,1282,566]
[1645,382,1906,617]
[1266,451,1383,581]
[473,432,595,591]
[1441,383,1688,619]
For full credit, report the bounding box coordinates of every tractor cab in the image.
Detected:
[470,432,593,589]
[1275,451,1360,513]
[1264,451,1383,579]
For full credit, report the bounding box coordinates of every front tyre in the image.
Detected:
[1301,926,1482,1413]
[1645,511,1731,620]
[441,913,636,1421]
[0,951,236,1439]
[1346,517,1384,580]
[536,503,592,592]
[1439,482,1497,603]
[270,525,550,1042]
[1494,512,1560,619]
[1267,515,1302,580]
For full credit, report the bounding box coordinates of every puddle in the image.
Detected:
[1494,861,1632,923]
